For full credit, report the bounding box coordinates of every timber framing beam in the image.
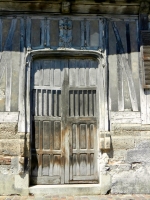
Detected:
[0,1,147,15]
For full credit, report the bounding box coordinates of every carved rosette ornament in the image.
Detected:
[59,18,72,48]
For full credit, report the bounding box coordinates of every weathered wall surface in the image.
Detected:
[103,124,150,194]
[0,123,29,195]
[0,13,149,195]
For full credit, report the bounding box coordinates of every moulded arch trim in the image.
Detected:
[22,49,108,133]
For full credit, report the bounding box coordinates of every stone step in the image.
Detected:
[29,184,101,196]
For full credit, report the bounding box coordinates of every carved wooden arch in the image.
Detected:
[18,49,108,134]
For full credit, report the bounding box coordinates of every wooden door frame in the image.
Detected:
[22,49,108,183]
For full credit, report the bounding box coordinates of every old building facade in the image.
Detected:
[0,0,150,195]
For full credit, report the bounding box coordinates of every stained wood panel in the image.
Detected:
[68,58,98,183]
[31,57,98,184]
[31,59,64,185]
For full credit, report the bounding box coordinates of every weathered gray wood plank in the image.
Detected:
[112,21,138,111]
[108,21,118,112]
[18,18,26,132]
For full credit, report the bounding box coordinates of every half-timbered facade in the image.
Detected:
[0,0,150,195]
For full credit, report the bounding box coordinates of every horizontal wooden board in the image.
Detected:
[110,111,141,124]
[31,176,61,185]
[0,112,18,122]
[0,2,140,14]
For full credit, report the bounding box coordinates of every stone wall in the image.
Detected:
[100,124,150,194]
[0,123,29,195]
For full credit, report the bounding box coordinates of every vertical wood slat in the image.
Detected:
[90,124,94,149]
[18,18,25,132]
[108,21,118,112]
[72,124,76,149]
[80,124,86,149]
[40,19,45,47]
[87,124,90,176]
[99,18,104,50]
[79,91,83,116]
[146,89,150,124]
[76,124,80,176]
[46,19,50,47]
[5,53,12,111]
[48,90,51,116]
[93,90,96,116]
[130,20,140,109]
[43,121,50,149]
[69,90,74,116]
[54,121,61,150]
[0,19,17,111]
[84,90,88,116]
[81,20,84,47]
[49,154,53,176]
[26,17,31,49]
[117,45,124,111]
[86,20,90,47]
[89,90,92,116]
[43,155,49,176]
[0,19,2,60]
[75,90,79,116]
[58,90,61,117]
[117,21,131,110]
[73,154,76,176]
[49,121,53,150]
[38,121,43,177]
[35,121,39,149]
[93,124,97,178]
[69,126,73,180]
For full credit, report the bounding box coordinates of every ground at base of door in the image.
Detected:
[0,194,150,200]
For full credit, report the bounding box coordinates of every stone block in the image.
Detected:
[110,149,127,162]
[111,165,150,194]
[10,156,19,174]
[109,164,131,173]
[15,173,29,190]
[0,165,11,174]
[126,149,150,163]
[100,173,111,194]
[135,139,150,149]
[0,173,28,195]
[112,137,135,150]
[0,123,19,139]
[140,131,150,137]
[0,139,20,156]
[99,132,111,150]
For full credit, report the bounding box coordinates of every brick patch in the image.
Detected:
[0,156,11,165]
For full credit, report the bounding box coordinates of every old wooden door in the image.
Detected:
[30,57,98,185]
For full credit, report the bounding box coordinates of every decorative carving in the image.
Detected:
[61,2,71,14]
[59,18,72,48]
[139,1,150,14]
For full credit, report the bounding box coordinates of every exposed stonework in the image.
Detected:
[99,124,150,194]
[0,122,29,195]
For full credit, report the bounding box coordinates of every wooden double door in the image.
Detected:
[30,57,99,185]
